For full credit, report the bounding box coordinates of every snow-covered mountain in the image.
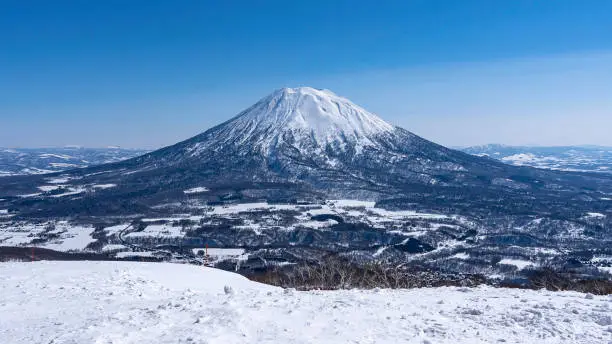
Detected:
[75,86,487,201]
[460,144,612,173]
[187,87,396,157]
[1,87,611,283]
[0,147,149,177]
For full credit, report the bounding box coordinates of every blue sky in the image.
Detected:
[1,1,611,148]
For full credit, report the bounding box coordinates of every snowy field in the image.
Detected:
[0,221,96,251]
[1,199,460,251]
[1,262,610,344]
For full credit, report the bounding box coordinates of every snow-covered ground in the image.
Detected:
[183,186,209,194]
[0,221,96,251]
[123,223,184,238]
[499,258,536,270]
[1,261,610,344]
[0,200,463,263]
[92,183,117,189]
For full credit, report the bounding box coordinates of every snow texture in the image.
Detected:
[586,212,607,218]
[1,261,610,344]
[37,185,62,192]
[92,183,117,189]
[124,224,184,239]
[50,186,86,198]
[0,221,95,251]
[115,251,156,258]
[499,258,536,270]
[183,187,209,194]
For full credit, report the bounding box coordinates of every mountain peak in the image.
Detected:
[272,86,336,97]
[237,86,394,146]
[186,87,398,158]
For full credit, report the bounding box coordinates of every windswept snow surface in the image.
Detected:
[1,262,610,344]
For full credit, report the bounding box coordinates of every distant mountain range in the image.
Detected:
[460,144,612,173]
[1,87,610,283]
[0,147,149,177]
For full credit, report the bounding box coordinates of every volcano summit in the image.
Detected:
[188,87,396,156]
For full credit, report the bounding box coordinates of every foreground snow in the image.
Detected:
[1,262,610,344]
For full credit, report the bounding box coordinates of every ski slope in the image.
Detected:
[0,261,610,344]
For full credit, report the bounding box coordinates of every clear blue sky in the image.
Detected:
[1,1,611,148]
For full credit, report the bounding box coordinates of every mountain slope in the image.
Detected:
[187,87,396,156]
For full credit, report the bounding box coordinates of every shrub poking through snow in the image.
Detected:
[248,255,486,290]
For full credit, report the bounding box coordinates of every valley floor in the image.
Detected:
[0,261,610,344]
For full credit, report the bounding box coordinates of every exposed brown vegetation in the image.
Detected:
[2,247,609,295]
[248,255,486,290]
[526,268,612,295]
[0,246,162,262]
[248,256,612,295]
